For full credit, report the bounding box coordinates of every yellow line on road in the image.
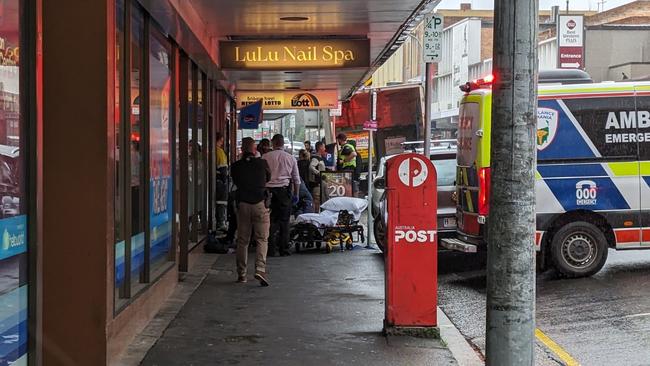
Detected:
[535,328,581,366]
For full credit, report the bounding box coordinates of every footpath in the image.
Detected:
[118,247,482,366]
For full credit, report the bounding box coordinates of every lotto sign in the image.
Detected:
[423,14,444,63]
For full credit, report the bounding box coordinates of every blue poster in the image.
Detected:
[0,215,27,262]
[238,100,263,129]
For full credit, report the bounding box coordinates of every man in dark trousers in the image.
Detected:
[231,137,271,286]
[263,134,301,256]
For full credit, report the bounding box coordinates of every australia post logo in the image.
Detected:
[394,226,437,244]
[291,93,320,107]
[398,156,429,187]
[537,108,559,151]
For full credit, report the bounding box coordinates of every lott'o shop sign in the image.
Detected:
[220,39,370,70]
[236,90,338,110]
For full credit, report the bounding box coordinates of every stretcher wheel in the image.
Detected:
[316,242,322,249]
[325,244,332,254]
[345,243,353,250]
[295,243,301,253]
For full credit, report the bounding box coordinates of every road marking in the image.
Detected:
[535,328,581,366]
[623,312,650,319]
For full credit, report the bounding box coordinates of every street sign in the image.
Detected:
[557,15,584,69]
[423,14,444,63]
[329,101,342,117]
[363,120,378,131]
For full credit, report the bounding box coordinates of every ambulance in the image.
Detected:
[441,70,650,277]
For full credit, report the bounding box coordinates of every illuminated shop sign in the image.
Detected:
[220,39,370,70]
[236,90,339,110]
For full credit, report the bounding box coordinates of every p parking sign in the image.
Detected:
[423,14,443,63]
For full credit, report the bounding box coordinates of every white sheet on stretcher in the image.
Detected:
[295,210,340,227]
[295,208,364,227]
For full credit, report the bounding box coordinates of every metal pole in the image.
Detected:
[367,89,377,247]
[485,0,538,365]
[318,110,322,141]
[423,62,432,157]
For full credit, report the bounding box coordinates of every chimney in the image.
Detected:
[551,5,560,23]
[460,3,471,11]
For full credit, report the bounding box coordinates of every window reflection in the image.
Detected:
[0,0,28,364]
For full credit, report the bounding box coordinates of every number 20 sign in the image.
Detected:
[320,171,353,203]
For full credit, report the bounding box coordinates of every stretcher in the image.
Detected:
[290,209,365,253]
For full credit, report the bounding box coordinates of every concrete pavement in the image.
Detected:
[138,247,469,366]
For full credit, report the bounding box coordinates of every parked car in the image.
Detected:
[370,143,456,217]
[372,148,457,252]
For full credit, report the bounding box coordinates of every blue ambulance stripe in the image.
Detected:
[643,177,650,188]
[544,177,630,211]
[537,99,597,160]
[538,164,607,178]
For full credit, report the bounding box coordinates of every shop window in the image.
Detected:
[0,0,29,363]
[196,73,205,232]
[187,62,194,242]
[114,1,176,310]
[149,28,173,275]
[114,0,126,305]
[130,3,147,290]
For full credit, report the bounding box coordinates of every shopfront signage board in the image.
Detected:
[236,90,338,110]
[220,39,370,70]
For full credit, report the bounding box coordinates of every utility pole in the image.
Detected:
[423,62,432,157]
[486,0,538,365]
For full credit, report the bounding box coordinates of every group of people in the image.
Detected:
[229,133,358,287]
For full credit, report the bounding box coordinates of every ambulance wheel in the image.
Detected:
[550,221,608,278]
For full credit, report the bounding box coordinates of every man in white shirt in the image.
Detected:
[262,134,301,256]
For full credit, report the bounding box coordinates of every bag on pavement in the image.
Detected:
[203,231,228,254]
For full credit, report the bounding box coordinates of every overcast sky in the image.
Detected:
[436,0,635,11]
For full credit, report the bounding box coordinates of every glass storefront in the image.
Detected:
[0,0,28,364]
[112,0,229,311]
[130,1,146,291]
[187,62,194,243]
[149,28,173,275]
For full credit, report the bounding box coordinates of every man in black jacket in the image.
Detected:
[231,137,271,286]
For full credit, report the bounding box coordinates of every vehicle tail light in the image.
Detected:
[478,167,490,216]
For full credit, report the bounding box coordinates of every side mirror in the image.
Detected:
[374,178,385,190]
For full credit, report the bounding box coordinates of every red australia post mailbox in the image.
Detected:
[385,153,438,328]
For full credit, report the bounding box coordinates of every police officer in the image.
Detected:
[336,133,357,172]
[231,137,271,286]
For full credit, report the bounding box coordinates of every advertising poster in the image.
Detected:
[384,136,406,155]
[320,171,354,202]
[149,44,173,266]
[236,90,339,110]
[346,131,372,160]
